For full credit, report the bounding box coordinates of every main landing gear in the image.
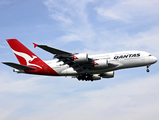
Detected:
[146,65,150,72]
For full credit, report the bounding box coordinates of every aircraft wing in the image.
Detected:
[34,43,93,73]
[35,43,118,74]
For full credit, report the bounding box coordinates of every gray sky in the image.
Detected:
[0,0,159,120]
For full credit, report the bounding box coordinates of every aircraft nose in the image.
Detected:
[152,56,158,63]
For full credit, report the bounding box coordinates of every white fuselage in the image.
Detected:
[5,39,157,80]
[44,51,157,76]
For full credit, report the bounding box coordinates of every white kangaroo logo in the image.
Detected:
[12,49,42,69]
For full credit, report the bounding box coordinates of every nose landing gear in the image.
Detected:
[146,66,150,72]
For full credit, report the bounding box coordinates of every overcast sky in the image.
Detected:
[0,0,159,120]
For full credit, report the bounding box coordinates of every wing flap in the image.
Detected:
[2,62,36,70]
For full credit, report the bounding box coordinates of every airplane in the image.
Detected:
[2,39,158,81]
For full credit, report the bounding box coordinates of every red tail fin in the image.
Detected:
[6,39,59,76]
[7,39,42,68]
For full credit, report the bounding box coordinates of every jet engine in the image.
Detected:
[73,53,88,62]
[77,74,101,81]
[91,75,101,80]
[94,59,108,68]
[100,71,114,78]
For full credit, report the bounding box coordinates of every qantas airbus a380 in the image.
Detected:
[2,39,157,81]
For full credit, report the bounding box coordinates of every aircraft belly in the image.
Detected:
[60,67,78,76]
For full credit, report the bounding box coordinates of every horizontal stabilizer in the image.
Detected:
[2,62,36,70]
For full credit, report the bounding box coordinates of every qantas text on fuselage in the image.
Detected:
[114,53,140,60]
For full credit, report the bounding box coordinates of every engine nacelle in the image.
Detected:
[91,75,101,80]
[77,74,101,81]
[101,71,114,78]
[94,59,108,68]
[73,53,88,62]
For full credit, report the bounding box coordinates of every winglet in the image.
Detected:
[33,43,38,48]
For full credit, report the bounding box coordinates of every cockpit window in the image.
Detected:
[149,54,152,56]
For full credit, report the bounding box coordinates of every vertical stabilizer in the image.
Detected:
[6,39,59,76]
[7,39,42,68]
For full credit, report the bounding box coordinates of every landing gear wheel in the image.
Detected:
[146,66,150,72]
